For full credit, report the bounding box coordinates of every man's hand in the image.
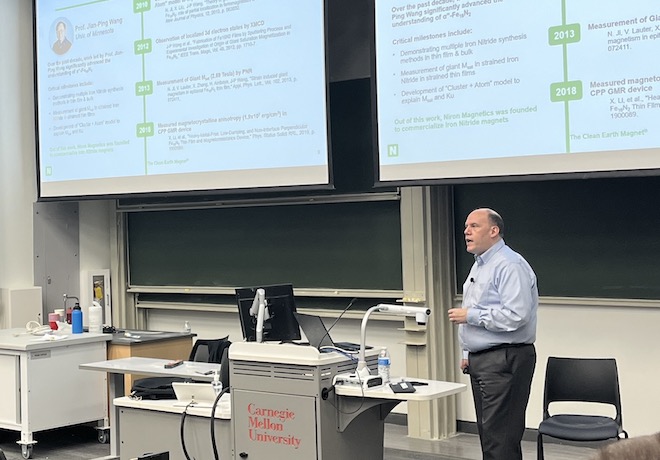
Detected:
[460,358,469,373]
[448,308,467,324]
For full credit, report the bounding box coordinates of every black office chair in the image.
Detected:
[188,336,230,363]
[219,346,230,392]
[537,357,628,460]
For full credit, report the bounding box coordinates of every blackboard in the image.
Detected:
[453,176,660,299]
[128,199,402,291]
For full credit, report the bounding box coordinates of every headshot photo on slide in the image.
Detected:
[52,18,73,55]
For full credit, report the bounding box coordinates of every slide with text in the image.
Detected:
[376,0,660,177]
[36,0,329,193]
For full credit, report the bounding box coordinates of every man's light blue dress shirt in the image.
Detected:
[459,239,538,354]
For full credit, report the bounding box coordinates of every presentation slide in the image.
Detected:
[375,0,660,182]
[35,0,329,198]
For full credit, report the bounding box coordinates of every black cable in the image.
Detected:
[318,297,357,347]
[320,297,366,415]
[180,402,195,460]
[210,387,230,460]
[329,374,367,416]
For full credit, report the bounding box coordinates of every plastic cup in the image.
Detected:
[48,312,60,330]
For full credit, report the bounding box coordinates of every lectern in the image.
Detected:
[229,342,465,460]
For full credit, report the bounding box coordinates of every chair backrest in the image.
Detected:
[219,346,230,391]
[189,336,230,363]
[543,357,623,425]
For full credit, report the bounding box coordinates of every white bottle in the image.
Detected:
[88,301,103,333]
[212,369,223,395]
[183,321,191,333]
[377,347,391,383]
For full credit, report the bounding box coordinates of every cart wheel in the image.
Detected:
[97,429,109,444]
[21,444,32,459]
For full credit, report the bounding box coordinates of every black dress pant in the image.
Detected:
[468,344,536,460]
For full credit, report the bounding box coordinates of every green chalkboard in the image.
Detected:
[453,176,660,299]
[128,200,402,291]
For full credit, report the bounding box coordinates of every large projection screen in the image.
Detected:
[35,0,330,199]
[375,0,660,183]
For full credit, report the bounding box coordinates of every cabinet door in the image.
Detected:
[0,354,20,425]
[233,389,317,459]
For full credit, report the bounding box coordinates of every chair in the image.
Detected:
[219,346,230,391]
[537,357,628,460]
[188,337,231,392]
[188,336,230,363]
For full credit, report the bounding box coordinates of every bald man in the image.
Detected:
[449,208,538,460]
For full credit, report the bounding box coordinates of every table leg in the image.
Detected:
[91,372,124,460]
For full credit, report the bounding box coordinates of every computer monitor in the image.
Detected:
[235,284,301,343]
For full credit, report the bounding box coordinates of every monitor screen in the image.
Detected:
[33,0,331,199]
[373,0,660,184]
[235,284,301,342]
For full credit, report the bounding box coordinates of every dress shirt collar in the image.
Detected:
[474,238,505,266]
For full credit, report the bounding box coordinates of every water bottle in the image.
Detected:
[212,369,223,395]
[72,305,83,334]
[377,347,391,383]
[183,321,192,334]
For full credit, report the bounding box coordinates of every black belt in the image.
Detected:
[470,343,533,355]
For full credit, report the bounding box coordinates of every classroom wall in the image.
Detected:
[0,0,37,290]
[454,301,660,437]
[4,0,660,439]
[78,200,114,319]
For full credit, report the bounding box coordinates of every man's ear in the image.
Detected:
[490,225,500,238]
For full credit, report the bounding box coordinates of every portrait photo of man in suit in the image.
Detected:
[52,20,72,55]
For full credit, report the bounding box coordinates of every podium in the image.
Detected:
[81,344,466,460]
[229,342,465,460]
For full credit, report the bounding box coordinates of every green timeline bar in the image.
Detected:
[56,0,109,12]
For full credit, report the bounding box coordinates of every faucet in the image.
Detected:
[63,294,80,322]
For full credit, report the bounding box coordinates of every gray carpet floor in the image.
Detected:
[0,422,596,460]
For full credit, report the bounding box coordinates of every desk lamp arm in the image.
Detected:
[249,288,268,343]
[355,304,431,377]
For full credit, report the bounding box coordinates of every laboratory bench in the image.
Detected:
[0,328,110,459]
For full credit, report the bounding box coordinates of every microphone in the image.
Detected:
[470,278,474,283]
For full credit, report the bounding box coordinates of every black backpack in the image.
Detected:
[130,376,186,400]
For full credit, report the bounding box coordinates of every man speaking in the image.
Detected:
[448,208,538,460]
